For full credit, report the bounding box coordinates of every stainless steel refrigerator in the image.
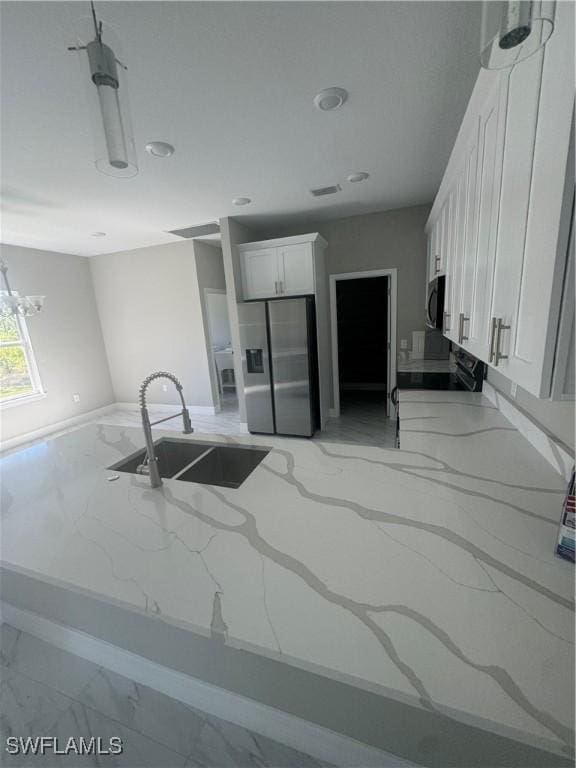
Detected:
[238,297,320,437]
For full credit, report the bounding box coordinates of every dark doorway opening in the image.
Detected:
[336,276,389,414]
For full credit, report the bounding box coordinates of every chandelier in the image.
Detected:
[0,260,45,318]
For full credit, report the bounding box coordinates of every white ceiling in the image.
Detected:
[0,1,481,257]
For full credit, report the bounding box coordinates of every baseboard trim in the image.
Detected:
[116,402,217,416]
[483,381,574,480]
[0,602,417,768]
[0,403,116,454]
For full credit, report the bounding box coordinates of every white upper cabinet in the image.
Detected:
[425,1,574,398]
[240,247,280,299]
[239,234,325,301]
[465,71,507,361]
[278,243,314,296]
[489,3,574,396]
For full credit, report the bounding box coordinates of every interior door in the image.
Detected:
[241,248,279,300]
[268,298,313,436]
[278,243,314,295]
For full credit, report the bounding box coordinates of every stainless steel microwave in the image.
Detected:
[426,275,445,330]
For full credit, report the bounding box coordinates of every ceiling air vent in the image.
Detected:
[310,184,342,197]
[168,221,220,239]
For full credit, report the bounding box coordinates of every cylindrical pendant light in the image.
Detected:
[70,3,138,178]
[86,38,130,170]
[480,1,555,69]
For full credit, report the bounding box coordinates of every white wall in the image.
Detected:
[0,244,114,442]
[90,240,216,411]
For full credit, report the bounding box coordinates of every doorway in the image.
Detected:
[329,269,397,420]
[204,288,237,413]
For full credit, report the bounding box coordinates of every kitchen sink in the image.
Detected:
[109,438,210,478]
[108,438,270,489]
[176,445,270,488]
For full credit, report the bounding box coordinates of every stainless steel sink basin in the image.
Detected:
[109,438,211,478]
[176,445,270,488]
[109,438,270,489]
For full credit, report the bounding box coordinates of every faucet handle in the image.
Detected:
[182,408,194,434]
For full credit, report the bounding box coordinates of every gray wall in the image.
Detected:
[193,241,226,408]
[487,368,575,451]
[0,244,114,441]
[90,240,215,410]
[257,204,430,350]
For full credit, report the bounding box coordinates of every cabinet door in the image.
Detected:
[489,1,573,396]
[438,202,449,276]
[442,187,456,339]
[241,248,280,300]
[447,166,467,343]
[278,243,314,296]
[457,121,480,348]
[466,71,507,360]
[428,216,441,283]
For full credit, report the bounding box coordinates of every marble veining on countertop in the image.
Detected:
[1,390,574,760]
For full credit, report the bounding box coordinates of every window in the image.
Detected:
[0,312,43,404]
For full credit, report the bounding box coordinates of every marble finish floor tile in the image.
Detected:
[0,627,329,768]
[77,666,207,756]
[185,716,328,767]
[78,665,329,768]
[49,701,188,767]
[0,625,100,699]
[315,393,396,448]
[0,666,72,742]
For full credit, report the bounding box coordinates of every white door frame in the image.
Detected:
[203,287,229,412]
[329,269,397,419]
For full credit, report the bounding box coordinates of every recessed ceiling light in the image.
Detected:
[347,172,370,183]
[91,232,107,237]
[232,197,252,206]
[145,141,175,158]
[314,87,348,112]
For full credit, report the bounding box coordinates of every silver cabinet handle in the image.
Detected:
[458,313,470,344]
[279,280,283,294]
[489,316,498,363]
[443,311,451,332]
[495,318,511,366]
[274,281,278,294]
[435,255,441,274]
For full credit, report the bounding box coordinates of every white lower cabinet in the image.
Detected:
[426,1,574,398]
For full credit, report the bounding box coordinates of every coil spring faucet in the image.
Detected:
[138,371,194,488]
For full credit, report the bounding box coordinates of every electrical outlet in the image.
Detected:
[162,384,168,392]
[510,382,518,398]
[73,393,80,403]
[400,339,408,350]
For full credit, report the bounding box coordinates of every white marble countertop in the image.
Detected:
[1,391,574,760]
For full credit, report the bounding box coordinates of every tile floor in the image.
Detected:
[315,393,395,448]
[0,624,328,767]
